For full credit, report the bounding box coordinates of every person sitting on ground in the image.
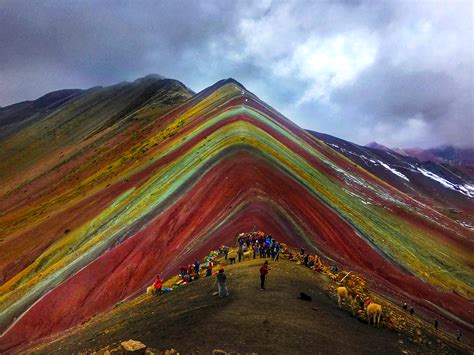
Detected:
[260,260,270,290]
[179,266,187,278]
[304,254,310,267]
[314,262,323,272]
[153,274,163,295]
[216,267,229,298]
[206,264,213,277]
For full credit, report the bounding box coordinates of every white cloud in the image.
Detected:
[354,115,434,148]
[237,2,377,105]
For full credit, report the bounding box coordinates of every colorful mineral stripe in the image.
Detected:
[0,79,472,351]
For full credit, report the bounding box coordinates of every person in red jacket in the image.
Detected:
[260,261,270,290]
[153,274,163,295]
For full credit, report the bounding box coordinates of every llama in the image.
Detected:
[367,302,382,326]
[146,285,156,296]
[337,286,349,308]
[242,250,252,260]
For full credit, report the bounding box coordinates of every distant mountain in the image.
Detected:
[366,141,392,152]
[314,132,474,215]
[366,142,474,164]
[0,89,84,137]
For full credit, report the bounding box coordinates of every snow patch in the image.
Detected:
[417,168,474,198]
[377,161,410,181]
[328,144,409,181]
[458,221,474,230]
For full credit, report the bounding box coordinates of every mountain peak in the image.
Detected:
[365,142,392,151]
[133,74,167,83]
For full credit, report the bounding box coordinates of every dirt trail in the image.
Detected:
[31,258,471,354]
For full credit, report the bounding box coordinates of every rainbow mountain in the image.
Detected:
[0,76,473,351]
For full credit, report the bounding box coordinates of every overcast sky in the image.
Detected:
[1,0,472,148]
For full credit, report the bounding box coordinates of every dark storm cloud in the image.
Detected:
[0,0,472,148]
[0,0,248,103]
[333,63,458,120]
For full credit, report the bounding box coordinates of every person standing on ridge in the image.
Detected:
[260,261,270,290]
[216,267,229,298]
[194,261,201,277]
[153,275,163,295]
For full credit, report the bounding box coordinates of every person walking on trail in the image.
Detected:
[274,243,280,261]
[260,261,270,290]
[153,275,163,295]
[216,267,229,298]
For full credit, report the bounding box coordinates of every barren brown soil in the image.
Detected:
[30,258,471,354]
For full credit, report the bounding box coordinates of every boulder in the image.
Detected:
[120,339,147,354]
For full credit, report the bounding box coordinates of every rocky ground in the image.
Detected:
[28,252,472,355]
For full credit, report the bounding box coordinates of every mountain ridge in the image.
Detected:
[0,76,472,352]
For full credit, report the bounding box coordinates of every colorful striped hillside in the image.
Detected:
[0,77,472,351]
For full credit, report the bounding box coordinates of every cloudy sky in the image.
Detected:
[1,0,472,148]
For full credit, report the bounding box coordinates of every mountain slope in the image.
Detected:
[0,89,84,138]
[30,258,470,354]
[0,78,473,351]
[311,131,474,216]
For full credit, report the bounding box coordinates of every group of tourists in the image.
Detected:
[176,250,221,285]
[302,252,324,272]
[234,230,282,260]
[178,262,202,283]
